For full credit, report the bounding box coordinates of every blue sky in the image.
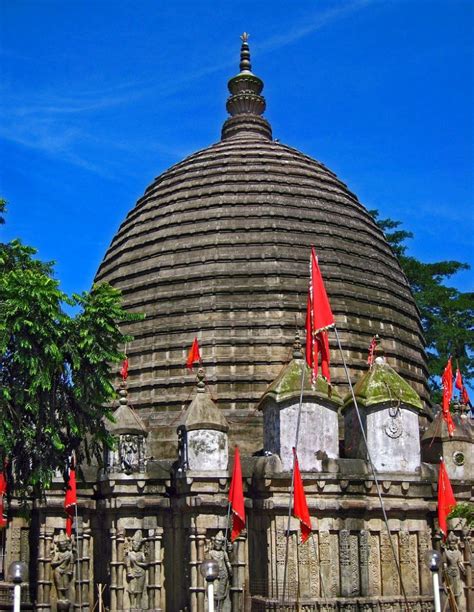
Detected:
[1,0,473,300]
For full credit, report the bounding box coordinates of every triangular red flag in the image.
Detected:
[454,367,463,391]
[228,447,245,541]
[310,247,335,334]
[186,337,202,369]
[64,464,77,537]
[438,459,456,538]
[292,448,312,543]
[441,358,455,436]
[120,357,129,381]
[0,471,7,528]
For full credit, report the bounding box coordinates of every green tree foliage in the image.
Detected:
[0,211,141,498]
[449,502,474,529]
[370,210,474,397]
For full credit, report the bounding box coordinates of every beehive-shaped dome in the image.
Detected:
[96,35,428,456]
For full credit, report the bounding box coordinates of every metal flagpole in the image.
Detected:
[281,359,306,602]
[334,326,410,612]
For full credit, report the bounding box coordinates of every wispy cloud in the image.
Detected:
[254,0,373,55]
[0,0,373,176]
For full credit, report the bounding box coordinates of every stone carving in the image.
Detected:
[120,435,140,473]
[359,530,370,596]
[443,531,466,606]
[124,530,148,609]
[384,404,403,438]
[207,530,232,612]
[368,533,381,596]
[380,531,399,595]
[51,531,75,604]
[399,530,418,595]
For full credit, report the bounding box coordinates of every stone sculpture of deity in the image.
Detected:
[125,529,148,609]
[208,531,232,612]
[51,531,74,605]
[120,435,139,473]
[443,531,466,608]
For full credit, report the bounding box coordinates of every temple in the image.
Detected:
[0,34,472,612]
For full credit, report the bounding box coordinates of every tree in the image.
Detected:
[0,211,141,499]
[370,210,474,399]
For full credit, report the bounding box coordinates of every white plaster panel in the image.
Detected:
[188,429,228,470]
[367,408,421,473]
[264,400,339,471]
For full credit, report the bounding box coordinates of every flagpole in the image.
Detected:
[282,359,306,603]
[334,326,410,612]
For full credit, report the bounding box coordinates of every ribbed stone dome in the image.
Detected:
[96,35,428,457]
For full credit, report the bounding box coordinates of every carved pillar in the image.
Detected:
[461,528,472,612]
[116,529,125,610]
[359,530,370,596]
[319,530,338,598]
[147,526,163,611]
[380,531,400,596]
[37,523,46,608]
[339,529,359,597]
[189,526,199,612]
[80,521,92,610]
[399,530,418,595]
[368,532,381,596]
[196,529,206,612]
[230,532,246,611]
[417,529,432,595]
[110,528,118,611]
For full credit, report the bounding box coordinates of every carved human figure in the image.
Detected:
[444,531,466,606]
[208,531,232,612]
[125,530,147,608]
[121,435,139,473]
[51,531,74,601]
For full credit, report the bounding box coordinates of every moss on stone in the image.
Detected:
[259,358,342,406]
[344,361,423,411]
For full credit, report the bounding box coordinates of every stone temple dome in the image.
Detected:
[96,35,428,457]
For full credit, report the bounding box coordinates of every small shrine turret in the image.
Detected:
[421,401,473,479]
[107,382,148,474]
[181,368,229,470]
[258,334,342,471]
[342,345,423,473]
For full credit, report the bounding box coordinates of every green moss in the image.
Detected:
[345,362,422,410]
[260,358,342,405]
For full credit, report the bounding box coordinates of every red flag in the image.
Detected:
[0,471,7,528]
[367,336,377,366]
[455,367,463,391]
[305,289,313,369]
[437,459,456,538]
[292,448,312,543]
[306,262,331,382]
[120,357,129,381]
[186,337,202,369]
[461,385,471,406]
[317,331,330,382]
[441,358,455,436]
[64,464,77,537]
[310,247,335,334]
[228,447,245,541]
